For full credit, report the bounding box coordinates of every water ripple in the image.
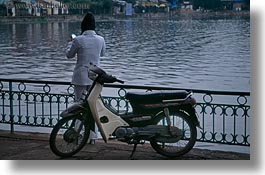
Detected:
[0,19,249,91]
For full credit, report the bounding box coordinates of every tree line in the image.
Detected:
[191,0,250,10]
[61,0,250,14]
[61,0,113,14]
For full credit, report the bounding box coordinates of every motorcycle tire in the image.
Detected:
[49,115,91,158]
[150,111,197,158]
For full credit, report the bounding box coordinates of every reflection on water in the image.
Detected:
[0,19,250,91]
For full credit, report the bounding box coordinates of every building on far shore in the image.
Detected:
[0,0,68,16]
[0,0,250,17]
[39,0,68,16]
[180,1,193,11]
[221,0,249,11]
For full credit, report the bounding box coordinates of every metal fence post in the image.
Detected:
[9,81,14,134]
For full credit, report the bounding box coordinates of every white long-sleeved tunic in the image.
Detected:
[66,30,106,85]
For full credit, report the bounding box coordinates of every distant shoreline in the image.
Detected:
[0,10,250,23]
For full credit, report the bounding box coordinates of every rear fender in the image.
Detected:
[178,106,201,129]
[154,105,201,129]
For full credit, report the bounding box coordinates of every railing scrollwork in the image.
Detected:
[0,78,250,146]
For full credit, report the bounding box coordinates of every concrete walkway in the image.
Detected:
[0,130,250,160]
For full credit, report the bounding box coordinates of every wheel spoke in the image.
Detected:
[151,112,197,157]
[49,116,90,157]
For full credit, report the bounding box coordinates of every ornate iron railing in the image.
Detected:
[0,78,250,146]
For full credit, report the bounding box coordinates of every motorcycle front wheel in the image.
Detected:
[150,111,197,158]
[49,115,91,158]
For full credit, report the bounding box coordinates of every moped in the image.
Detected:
[49,65,201,158]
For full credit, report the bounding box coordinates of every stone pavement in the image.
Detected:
[0,130,250,160]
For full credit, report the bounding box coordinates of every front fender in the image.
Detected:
[60,102,87,118]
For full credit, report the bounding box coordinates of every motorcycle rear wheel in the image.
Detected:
[49,115,91,158]
[150,111,197,158]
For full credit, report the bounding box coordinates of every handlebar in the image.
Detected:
[115,78,124,84]
[89,64,125,84]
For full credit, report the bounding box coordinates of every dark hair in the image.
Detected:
[81,12,96,34]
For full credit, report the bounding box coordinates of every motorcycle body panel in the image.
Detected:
[87,83,129,142]
[60,103,87,118]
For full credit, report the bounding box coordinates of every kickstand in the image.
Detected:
[130,143,138,159]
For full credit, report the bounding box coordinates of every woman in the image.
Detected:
[65,12,106,144]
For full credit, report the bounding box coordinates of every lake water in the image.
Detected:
[0,18,250,92]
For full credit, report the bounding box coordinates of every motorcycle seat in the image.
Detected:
[125,90,189,104]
